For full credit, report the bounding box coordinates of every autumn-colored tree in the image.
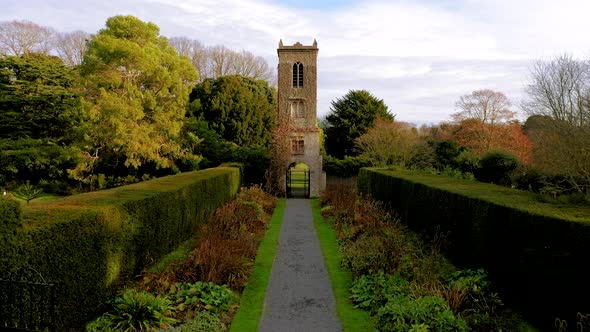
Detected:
[451,119,533,164]
[355,118,419,166]
[74,15,199,181]
[452,89,515,152]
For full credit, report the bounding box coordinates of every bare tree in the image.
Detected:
[229,50,274,82]
[0,20,56,56]
[169,36,206,79]
[453,89,515,126]
[523,54,590,199]
[523,54,590,126]
[205,45,234,78]
[55,30,90,66]
[170,37,275,83]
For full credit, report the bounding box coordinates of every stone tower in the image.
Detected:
[277,39,325,197]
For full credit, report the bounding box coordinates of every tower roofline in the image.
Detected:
[278,40,318,52]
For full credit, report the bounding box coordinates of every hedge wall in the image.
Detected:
[358,168,590,328]
[0,198,21,268]
[0,167,240,329]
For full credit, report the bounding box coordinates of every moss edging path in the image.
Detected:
[232,198,373,331]
[311,199,375,332]
[258,198,342,331]
[230,199,286,332]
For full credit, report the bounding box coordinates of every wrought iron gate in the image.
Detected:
[0,267,56,332]
[286,168,310,198]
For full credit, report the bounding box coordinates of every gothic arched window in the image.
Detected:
[292,62,303,88]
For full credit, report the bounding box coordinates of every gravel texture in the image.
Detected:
[259,199,342,332]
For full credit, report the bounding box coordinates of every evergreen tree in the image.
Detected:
[324,89,393,158]
[188,75,276,148]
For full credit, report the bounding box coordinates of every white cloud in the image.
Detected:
[2,0,590,124]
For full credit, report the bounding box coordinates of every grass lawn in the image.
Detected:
[229,199,286,332]
[311,199,375,332]
[289,170,308,189]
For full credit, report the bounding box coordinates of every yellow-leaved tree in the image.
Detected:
[73,15,200,182]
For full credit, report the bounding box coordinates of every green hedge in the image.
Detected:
[358,168,590,328]
[0,198,21,267]
[0,167,240,329]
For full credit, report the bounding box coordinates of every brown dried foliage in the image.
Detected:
[138,186,277,293]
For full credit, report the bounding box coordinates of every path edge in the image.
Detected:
[229,198,286,332]
[311,198,376,332]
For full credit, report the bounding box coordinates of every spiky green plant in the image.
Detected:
[107,289,177,331]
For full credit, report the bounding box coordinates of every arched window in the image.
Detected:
[292,62,303,88]
[290,100,305,118]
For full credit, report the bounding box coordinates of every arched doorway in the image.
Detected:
[286,162,310,198]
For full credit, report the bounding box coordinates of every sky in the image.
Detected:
[3,0,590,124]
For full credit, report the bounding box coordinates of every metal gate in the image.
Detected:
[0,267,56,332]
[286,168,310,198]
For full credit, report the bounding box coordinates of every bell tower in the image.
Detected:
[277,39,324,197]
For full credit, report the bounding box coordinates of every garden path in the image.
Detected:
[258,198,342,332]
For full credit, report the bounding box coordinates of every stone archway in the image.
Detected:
[286,162,310,198]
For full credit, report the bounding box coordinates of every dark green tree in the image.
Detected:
[0,53,81,142]
[75,15,199,182]
[324,90,393,158]
[188,75,277,148]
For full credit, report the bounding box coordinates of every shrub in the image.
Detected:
[375,295,468,332]
[475,150,519,185]
[230,146,269,187]
[447,269,508,330]
[323,155,372,178]
[106,289,176,332]
[454,150,480,174]
[178,311,225,332]
[167,282,238,314]
[407,143,436,170]
[236,185,277,215]
[350,271,410,314]
[431,139,466,170]
[512,166,545,193]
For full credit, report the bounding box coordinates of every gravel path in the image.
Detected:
[259,199,342,332]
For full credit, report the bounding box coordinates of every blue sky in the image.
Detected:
[3,0,590,124]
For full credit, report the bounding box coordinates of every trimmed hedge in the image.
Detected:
[358,168,590,328]
[0,167,240,329]
[0,198,21,267]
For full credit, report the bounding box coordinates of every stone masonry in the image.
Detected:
[277,40,325,197]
